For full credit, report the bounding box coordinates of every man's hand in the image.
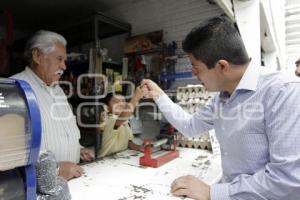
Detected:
[80,148,95,161]
[171,175,210,200]
[58,161,84,181]
[140,79,165,100]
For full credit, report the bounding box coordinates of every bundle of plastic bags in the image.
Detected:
[36,151,71,200]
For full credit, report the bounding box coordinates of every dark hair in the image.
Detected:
[295,58,300,66]
[182,16,250,69]
[103,92,124,105]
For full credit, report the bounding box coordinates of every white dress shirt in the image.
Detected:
[11,67,81,163]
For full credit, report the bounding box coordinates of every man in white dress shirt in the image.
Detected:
[11,30,94,180]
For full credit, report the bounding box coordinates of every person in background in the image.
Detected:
[295,57,300,77]
[11,30,94,181]
[98,88,144,158]
[141,16,300,200]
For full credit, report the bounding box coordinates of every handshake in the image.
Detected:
[136,79,165,100]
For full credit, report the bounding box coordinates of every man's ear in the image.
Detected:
[215,60,230,74]
[32,48,42,65]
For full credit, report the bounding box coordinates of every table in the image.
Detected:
[68,148,222,200]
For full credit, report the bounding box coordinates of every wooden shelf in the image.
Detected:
[125,48,162,57]
[160,72,193,80]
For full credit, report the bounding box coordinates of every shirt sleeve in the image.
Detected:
[211,82,300,200]
[155,94,215,137]
[98,114,118,157]
[128,127,134,141]
[101,114,118,138]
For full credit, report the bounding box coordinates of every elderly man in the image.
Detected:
[295,58,300,77]
[142,16,300,200]
[11,30,94,180]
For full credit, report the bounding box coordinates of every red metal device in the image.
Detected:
[139,135,179,168]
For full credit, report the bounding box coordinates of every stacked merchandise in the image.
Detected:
[176,84,212,150]
[174,56,192,74]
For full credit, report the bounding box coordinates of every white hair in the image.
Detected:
[24,30,67,62]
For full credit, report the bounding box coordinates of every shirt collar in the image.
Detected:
[219,62,260,101]
[235,62,260,92]
[25,67,58,92]
[25,67,47,87]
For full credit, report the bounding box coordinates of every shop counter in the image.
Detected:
[69,147,222,200]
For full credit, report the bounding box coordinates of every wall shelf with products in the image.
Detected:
[125,48,163,57]
[159,41,193,91]
[124,30,164,86]
[160,72,193,80]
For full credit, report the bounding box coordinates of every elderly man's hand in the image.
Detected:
[171,175,210,200]
[80,148,95,161]
[58,161,84,181]
[140,79,165,100]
